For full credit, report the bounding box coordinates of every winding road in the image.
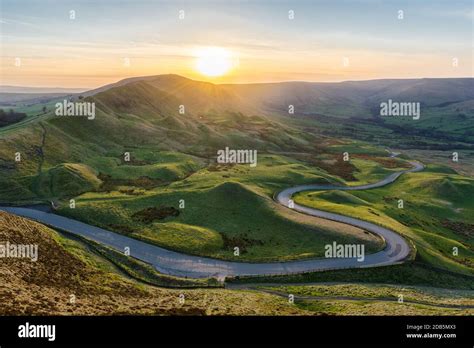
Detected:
[0,157,424,279]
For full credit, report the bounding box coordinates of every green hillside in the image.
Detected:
[0,77,328,203]
[57,158,384,262]
[294,165,474,276]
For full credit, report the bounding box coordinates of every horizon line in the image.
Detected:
[2,74,474,93]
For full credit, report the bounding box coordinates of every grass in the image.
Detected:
[347,157,410,185]
[0,81,334,203]
[32,163,102,198]
[293,165,474,277]
[264,283,473,305]
[87,150,204,181]
[293,297,471,315]
[0,211,308,315]
[256,283,473,315]
[227,260,474,290]
[55,154,385,262]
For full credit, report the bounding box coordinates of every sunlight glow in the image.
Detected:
[195,47,235,77]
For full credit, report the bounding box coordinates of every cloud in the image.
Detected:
[0,17,42,28]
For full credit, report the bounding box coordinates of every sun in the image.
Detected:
[195,47,234,77]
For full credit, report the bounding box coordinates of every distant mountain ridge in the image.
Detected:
[5,75,472,119]
[0,86,88,94]
[0,86,88,105]
[82,75,474,118]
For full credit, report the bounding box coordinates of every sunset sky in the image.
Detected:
[1,0,473,88]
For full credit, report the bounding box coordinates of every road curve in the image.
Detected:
[0,160,423,279]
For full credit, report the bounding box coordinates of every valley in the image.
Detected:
[0,75,472,315]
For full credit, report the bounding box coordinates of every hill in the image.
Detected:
[75,75,474,147]
[0,211,307,315]
[81,75,474,118]
[0,76,329,203]
[58,178,383,262]
[294,167,474,277]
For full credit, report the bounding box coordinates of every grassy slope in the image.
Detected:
[0,80,327,203]
[0,211,308,315]
[57,154,384,262]
[294,164,474,277]
[228,261,474,290]
[259,283,473,316]
[266,283,473,305]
